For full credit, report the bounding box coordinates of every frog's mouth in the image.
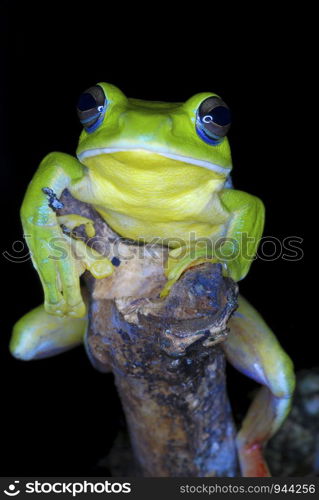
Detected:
[77,147,231,176]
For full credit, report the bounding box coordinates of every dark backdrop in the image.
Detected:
[1,5,309,476]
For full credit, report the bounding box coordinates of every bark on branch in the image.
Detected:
[59,190,239,477]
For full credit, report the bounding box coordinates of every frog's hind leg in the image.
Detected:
[222,295,295,477]
[10,304,88,360]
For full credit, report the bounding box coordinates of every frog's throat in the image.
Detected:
[77,147,231,176]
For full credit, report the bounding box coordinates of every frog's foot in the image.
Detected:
[70,237,114,279]
[236,435,270,477]
[57,213,96,238]
[222,295,295,477]
[235,388,274,477]
[161,246,218,298]
[10,303,88,360]
[32,221,113,318]
[57,213,114,280]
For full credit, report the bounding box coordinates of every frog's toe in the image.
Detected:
[71,238,114,279]
[67,301,86,318]
[44,299,67,317]
[44,294,86,318]
[58,264,86,317]
[57,214,96,238]
[162,252,218,298]
[89,258,114,279]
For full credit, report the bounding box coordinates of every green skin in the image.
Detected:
[11,83,295,477]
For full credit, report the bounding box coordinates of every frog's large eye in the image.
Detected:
[196,97,231,145]
[77,85,107,133]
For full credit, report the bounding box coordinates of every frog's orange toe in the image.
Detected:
[237,442,271,477]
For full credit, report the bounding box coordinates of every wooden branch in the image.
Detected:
[59,190,240,477]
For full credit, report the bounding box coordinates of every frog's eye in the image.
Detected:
[77,85,107,133]
[196,97,231,145]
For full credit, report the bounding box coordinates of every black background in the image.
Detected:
[1,4,309,476]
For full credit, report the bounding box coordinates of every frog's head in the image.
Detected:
[76,82,232,188]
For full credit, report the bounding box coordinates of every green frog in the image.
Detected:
[11,83,295,477]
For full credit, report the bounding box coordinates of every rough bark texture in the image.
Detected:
[58,190,240,477]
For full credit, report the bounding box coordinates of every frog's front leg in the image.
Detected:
[219,189,265,282]
[222,295,295,477]
[21,152,113,318]
[162,189,265,297]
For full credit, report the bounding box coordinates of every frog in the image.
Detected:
[10,83,295,477]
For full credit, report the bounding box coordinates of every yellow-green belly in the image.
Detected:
[94,204,228,247]
[71,151,231,247]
